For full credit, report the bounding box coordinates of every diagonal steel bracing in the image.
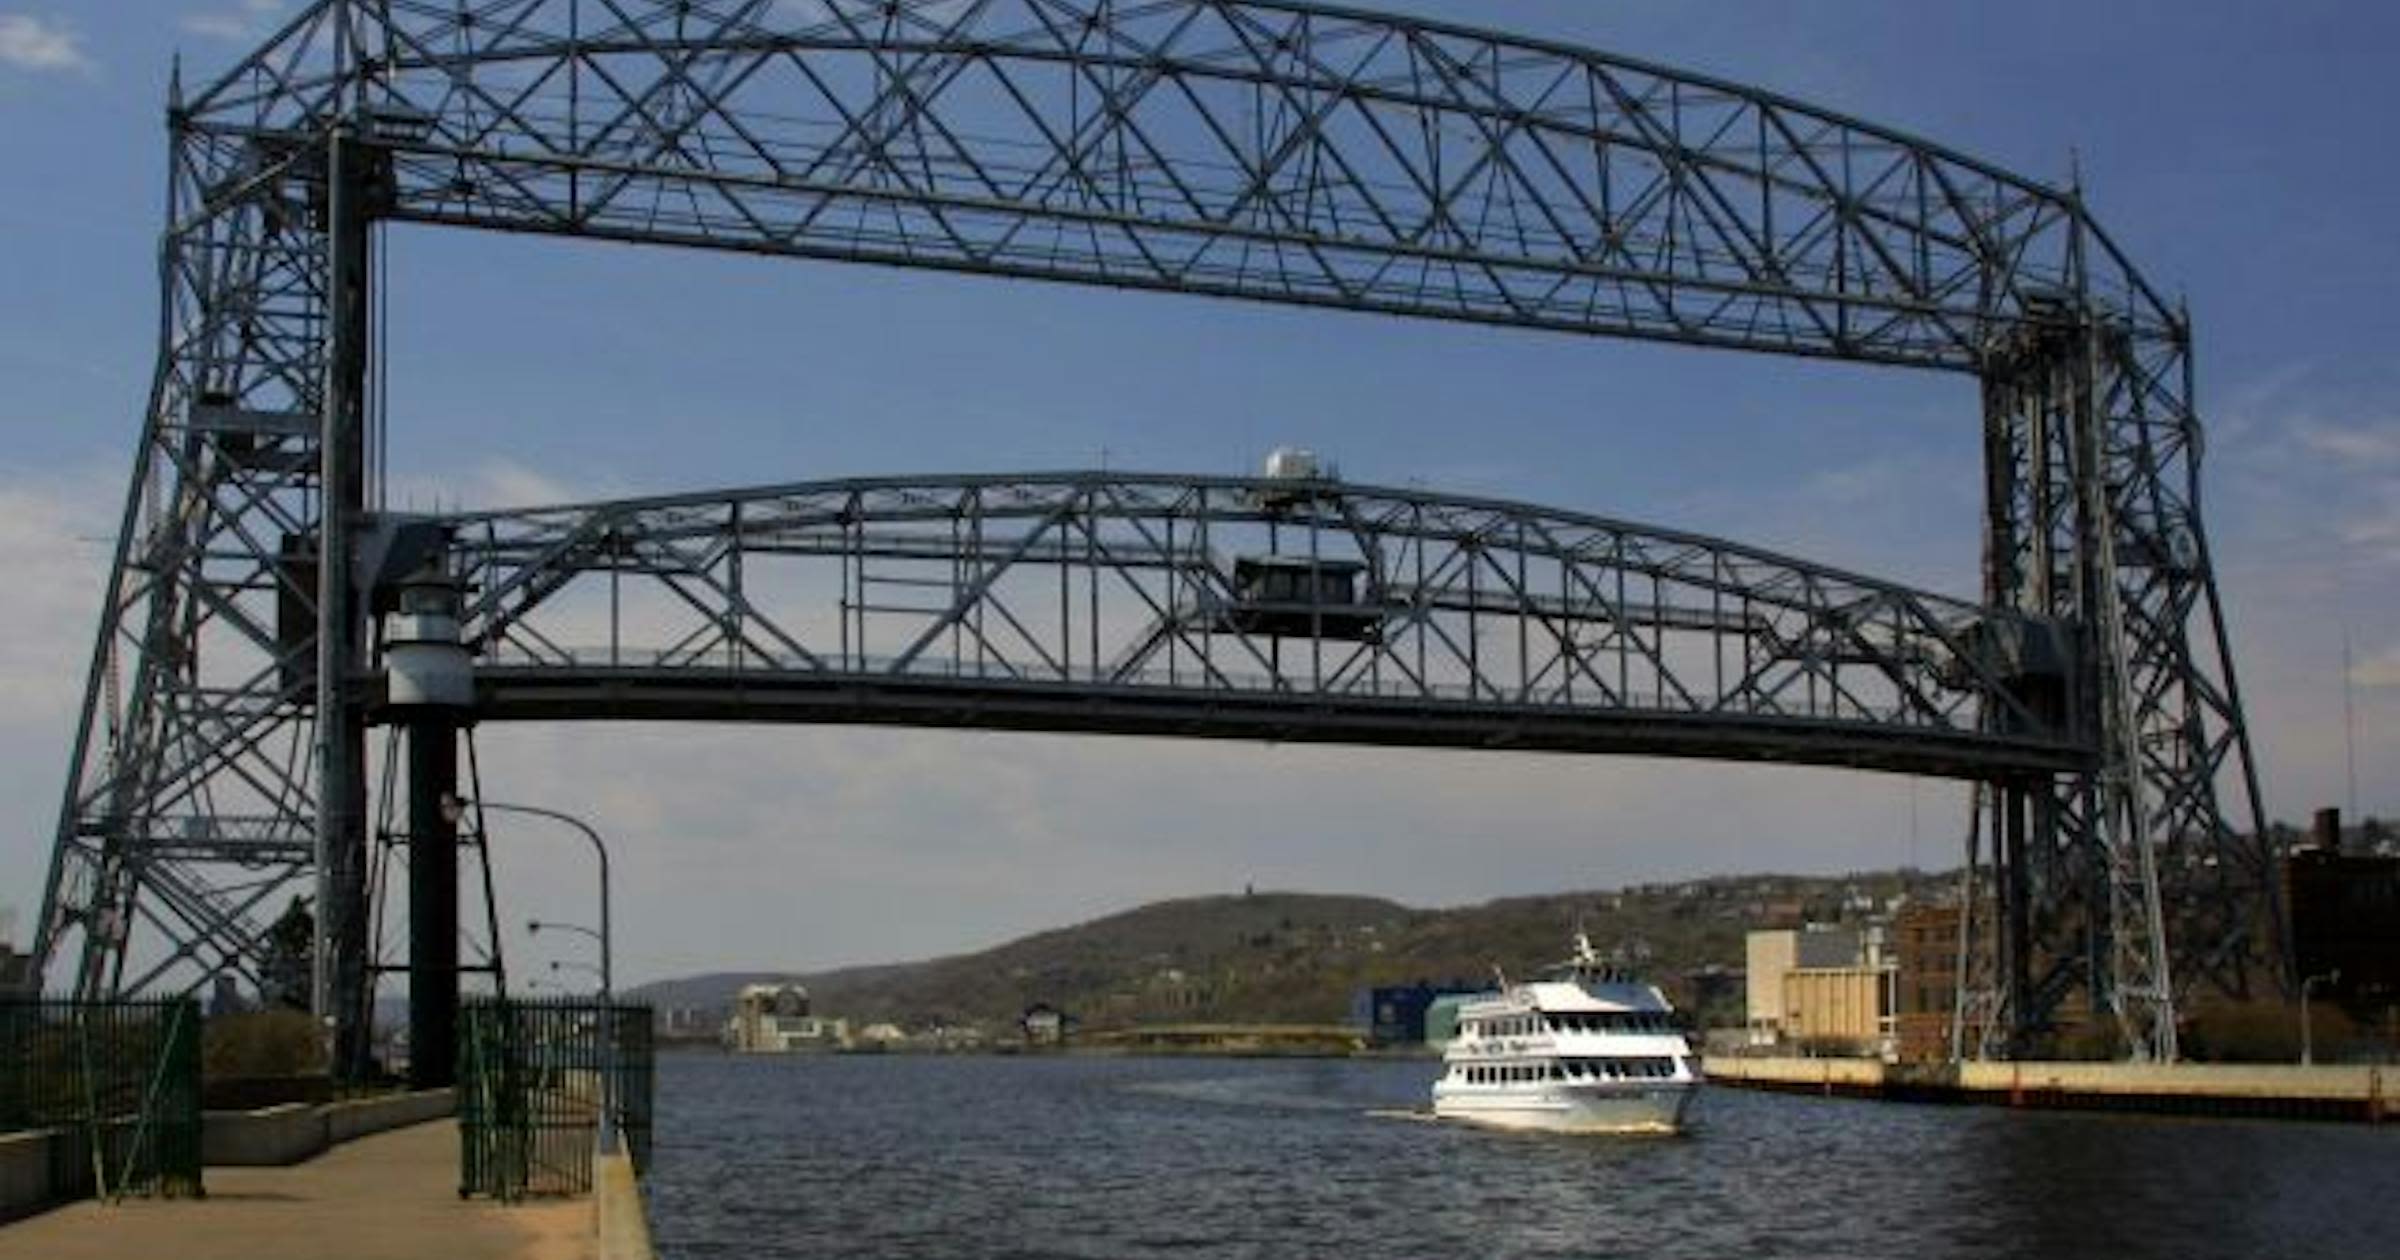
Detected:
[33,1,2274,1065]
[433,472,2082,778]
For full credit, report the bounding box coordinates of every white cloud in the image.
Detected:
[2336,479,2400,563]
[2297,420,2400,467]
[0,14,91,73]
[0,468,116,713]
[180,0,283,44]
[386,457,597,513]
[2354,643,2400,690]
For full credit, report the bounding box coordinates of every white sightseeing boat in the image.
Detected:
[1431,933,1702,1133]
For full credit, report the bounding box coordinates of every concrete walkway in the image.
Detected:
[0,1120,592,1260]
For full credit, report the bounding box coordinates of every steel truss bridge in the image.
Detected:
[33,0,2277,1067]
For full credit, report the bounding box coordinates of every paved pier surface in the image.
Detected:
[0,1120,591,1260]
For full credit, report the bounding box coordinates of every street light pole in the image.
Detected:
[443,795,620,1152]
[2301,970,2340,1067]
[443,798,612,1001]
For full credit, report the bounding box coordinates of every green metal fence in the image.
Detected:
[458,996,652,1200]
[0,997,204,1201]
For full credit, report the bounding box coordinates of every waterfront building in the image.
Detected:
[725,983,849,1052]
[1020,1003,1071,1046]
[1423,993,1482,1051]
[2285,808,2400,1012]
[1353,982,1486,1046]
[1781,966,1890,1056]
[1744,926,1863,1046]
[1893,903,1965,1062]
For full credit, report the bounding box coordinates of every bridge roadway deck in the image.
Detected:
[0,1120,590,1260]
[464,668,2092,781]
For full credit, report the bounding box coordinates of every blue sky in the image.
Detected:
[0,2,2394,983]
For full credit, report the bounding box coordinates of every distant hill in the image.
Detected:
[631,870,1955,1033]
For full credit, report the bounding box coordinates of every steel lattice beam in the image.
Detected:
[32,1,2276,1065]
[421,472,2088,778]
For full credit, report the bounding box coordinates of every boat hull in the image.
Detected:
[1432,1082,1698,1134]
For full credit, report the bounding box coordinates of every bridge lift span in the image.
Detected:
[32,0,2277,1070]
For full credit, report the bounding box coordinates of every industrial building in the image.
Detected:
[1353,983,1488,1047]
[724,983,848,1053]
[1745,926,1864,1046]
[1745,923,1913,1057]
[1892,904,1966,1062]
[2285,808,2400,1013]
[1020,1003,1071,1046]
[0,942,27,994]
[1780,967,1889,1055]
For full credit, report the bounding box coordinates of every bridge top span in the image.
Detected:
[183,0,2182,372]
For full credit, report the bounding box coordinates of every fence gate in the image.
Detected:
[0,997,203,1202]
[458,996,652,1199]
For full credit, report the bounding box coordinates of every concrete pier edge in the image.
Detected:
[1707,1057,2394,1123]
[594,1143,656,1260]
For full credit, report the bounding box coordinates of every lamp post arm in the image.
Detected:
[472,800,612,1001]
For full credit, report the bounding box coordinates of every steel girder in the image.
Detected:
[428,473,2087,778]
[33,1,2272,1062]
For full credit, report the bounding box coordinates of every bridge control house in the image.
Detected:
[1214,555,1381,643]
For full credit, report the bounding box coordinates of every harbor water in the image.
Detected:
[647,1052,2395,1259]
